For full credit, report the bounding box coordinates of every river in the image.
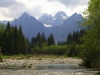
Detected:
[0,57,99,75]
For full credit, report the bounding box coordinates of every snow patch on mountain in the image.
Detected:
[44,24,52,28]
[38,11,68,27]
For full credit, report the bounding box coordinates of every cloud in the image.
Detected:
[0,0,24,7]
[27,5,44,18]
[0,0,25,20]
[58,0,89,6]
[47,0,89,16]
[48,0,89,9]
[0,0,89,20]
[0,0,15,7]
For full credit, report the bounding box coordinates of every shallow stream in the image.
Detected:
[0,63,99,75]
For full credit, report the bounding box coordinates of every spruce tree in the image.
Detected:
[2,22,12,55]
[2,23,27,55]
[18,26,27,54]
[47,34,55,46]
[0,24,4,61]
[0,23,5,49]
[67,33,72,44]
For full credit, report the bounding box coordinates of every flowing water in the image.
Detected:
[0,63,99,75]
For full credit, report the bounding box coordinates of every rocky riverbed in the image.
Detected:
[0,57,99,75]
[0,57,82,66]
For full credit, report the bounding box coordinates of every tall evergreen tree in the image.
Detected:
[0,23,4,60]
[0,23,5,48]
[26,38,31,54]
[2,23,27,55]
[30,37,36,48]
[47,34,55,46]
[2,22,12,55]
[66,33,72,44]
[18,26,27,54]
[41,32,46,43]
[66,29,86,44]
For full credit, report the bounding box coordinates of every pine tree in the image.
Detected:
[0,23,4,61]
[41,32,46,43]
[12,26,18,54]
[26,38,31,54]
[2,22,12,55]
[18,26,27,54]
[0,23,5,49]
[66,33,72,44]
[2,23,27,55]
[47,34,55,46]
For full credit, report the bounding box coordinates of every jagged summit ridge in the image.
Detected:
[38,11,68,27]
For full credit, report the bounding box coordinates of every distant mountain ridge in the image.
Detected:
[47,13,83,42]
[38,11,68,27]
[0,20,8,25]
[60,13,83,41]
[0,12,83,42]
[11,12,46,40]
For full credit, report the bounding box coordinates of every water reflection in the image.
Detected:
[35,64,81,70]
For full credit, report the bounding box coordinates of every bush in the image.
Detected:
[32,46,42,54]
[66,43,78,57]
[81,48,100,68]
[66,43,84,57]
[31,45,67,55]
[42,45,67,55]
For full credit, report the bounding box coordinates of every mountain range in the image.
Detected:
[0,11,83,42]
[11,12,47,40]
[38,11,68,27]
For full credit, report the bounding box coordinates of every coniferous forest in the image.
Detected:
[0,22,28,55]
[0,22,86,56]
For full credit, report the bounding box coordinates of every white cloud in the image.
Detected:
[47,0,89,16]
[0,0,25,20]
[0,0,89,20]
[53,0,89,7]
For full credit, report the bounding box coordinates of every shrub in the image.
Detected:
[67,43,77,57]
[31,45,67,55]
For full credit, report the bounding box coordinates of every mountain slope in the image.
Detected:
[47,13,83,42]
[12,12,46,39]
[2,12,83,42]
[60,13,83,41]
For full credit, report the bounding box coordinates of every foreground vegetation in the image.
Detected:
[81,0,100,70]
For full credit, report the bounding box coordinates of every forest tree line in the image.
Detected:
[0,22,28,55]
[0,22,85,56]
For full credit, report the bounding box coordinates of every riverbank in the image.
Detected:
[0,55,82,67]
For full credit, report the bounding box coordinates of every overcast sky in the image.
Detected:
[0,0,89,21]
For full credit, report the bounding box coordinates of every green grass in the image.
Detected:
[1,54,68,59]
[2,54,25,59]
[1,54,80,59]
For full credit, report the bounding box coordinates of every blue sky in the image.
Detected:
[0,0,89,20]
